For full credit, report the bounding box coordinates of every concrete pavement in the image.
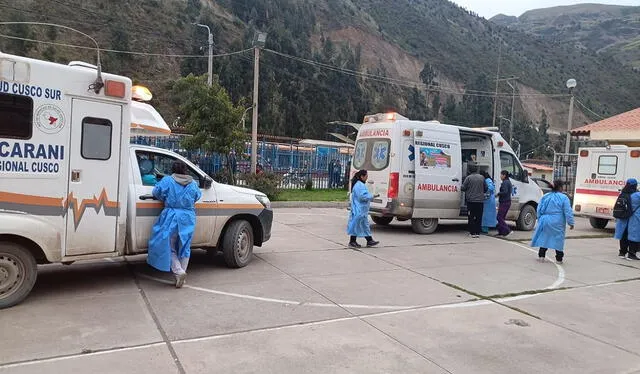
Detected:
[1,208,639,373]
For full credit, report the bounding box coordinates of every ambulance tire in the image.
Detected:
[411,218,439,234]
[372,216,393,226]
[222,220,254,268]
[0,242,37,309]
[589,218,609,230]
[516,204,537,231]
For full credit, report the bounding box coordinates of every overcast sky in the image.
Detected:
[450,0,639,19]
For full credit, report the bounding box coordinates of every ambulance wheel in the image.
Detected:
[222,220,254,268]
[589,218,609,229]
[411,218,438,234]
[372,216,393,226]
[0,242,37,309]
[516,204,537,231]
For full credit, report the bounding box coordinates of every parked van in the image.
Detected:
[0,53,272,308]
[351,113,543,234]
[573,145,640,228]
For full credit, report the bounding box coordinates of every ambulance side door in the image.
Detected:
[65,99,122,256]
[413,125,462,218]
[132,149,216,251]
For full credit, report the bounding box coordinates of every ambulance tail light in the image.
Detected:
[580,150,589,157]
[631,150,640,158]
[575,204,581,212]
[388,172,399,199]
[403,130,411,137]
[105,80,126,98]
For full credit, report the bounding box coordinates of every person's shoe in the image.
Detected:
[556,260,563,264]
[175,273,186,289]
[366,240,380,247]
[348,242,362,249]
[537,257,546,263]
[626,254,640,261]
[472,234,480,238]
[619,252,627,258]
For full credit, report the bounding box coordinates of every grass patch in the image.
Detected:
[275,189,348,202]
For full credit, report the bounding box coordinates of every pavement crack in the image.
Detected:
[127,263,186,374]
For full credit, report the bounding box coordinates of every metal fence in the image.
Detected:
[131,135,353,189]
[553,153,578,201]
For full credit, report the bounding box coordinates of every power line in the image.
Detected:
[263,48,570,99]
[0,33,252,58]
[575,98,605,120]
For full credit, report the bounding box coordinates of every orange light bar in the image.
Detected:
[132,85,153,101]
[386,113,396,121]
[631,150,640,158]
[105,80,126,98]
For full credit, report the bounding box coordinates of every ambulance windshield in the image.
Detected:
[353,138,391,171]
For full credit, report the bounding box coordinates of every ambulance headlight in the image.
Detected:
[256,195,271,209]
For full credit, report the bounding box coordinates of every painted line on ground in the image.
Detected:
[0,343,167,370]
[136,272,423,310]
[499,238,566,289]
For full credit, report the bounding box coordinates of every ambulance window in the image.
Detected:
[371,140,390,170]
[500,151,525,182]
[81,117,112,160]
[353,141,368,170]
[0,93,33,139]
[598,155,618,175]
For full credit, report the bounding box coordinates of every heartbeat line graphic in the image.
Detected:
[63,189,119,229]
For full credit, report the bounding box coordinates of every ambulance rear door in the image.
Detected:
[413,124,462,218]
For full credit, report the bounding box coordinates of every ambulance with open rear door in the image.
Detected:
[351,113,543,234]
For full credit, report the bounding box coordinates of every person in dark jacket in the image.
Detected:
[614,179,639,259]
[496,170,513,236]
[461,164,487,238]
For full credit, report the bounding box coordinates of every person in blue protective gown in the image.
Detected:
[347,170,380,248]
[147,160,202,288]
[480,171,497,234]
[532,180,575,264]
[614,179,639,260]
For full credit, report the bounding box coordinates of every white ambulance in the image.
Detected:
[351,113,543,234]
[0,53,273,308]
[573,145,640,228]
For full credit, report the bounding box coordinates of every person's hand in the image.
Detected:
[569,225,575,230]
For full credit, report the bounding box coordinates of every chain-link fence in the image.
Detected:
[131,135,353,189]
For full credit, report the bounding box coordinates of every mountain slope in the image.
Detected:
[492,4,640,69]
[0,0,638,144]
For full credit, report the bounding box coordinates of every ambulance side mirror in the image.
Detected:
[200,176,213,189]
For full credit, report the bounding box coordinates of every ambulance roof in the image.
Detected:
[130,101,171,136]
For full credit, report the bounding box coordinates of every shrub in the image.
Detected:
[242,172,282,200]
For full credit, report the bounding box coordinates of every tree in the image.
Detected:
[171,74,247,185]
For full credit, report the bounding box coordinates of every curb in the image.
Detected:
[271,201,348,209]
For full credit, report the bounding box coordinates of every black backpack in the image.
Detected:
[613,193,634,219]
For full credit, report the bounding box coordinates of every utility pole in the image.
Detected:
[492,40,502,128]
[565,79,577,154]
[193,23,213,86]
[251,32,267,174]
[506,80,516,145]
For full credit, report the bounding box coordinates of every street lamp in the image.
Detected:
[565,78,577,154]
[250,31,267,174]
[193,23,213,86]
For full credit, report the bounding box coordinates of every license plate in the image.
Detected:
[596,207,610,214]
